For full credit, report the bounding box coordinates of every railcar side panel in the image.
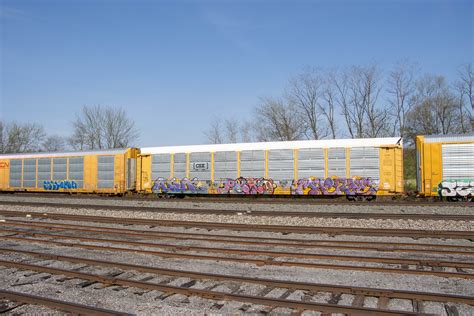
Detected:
[214,151,238,180]
[115,154,124,192]
[395,147,404,193]
[383,146,403,194]
[137,154,152,192]
[0,148,137,194]
[0,159,9,189]
[417,134,474,198]
[84,155,97,191]
[297,148,324,179]
[140,138,403,197]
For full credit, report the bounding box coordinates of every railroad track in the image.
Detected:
[0,200,473,221]
[0,209,473,239]
[0,247,472,315]
[0,289,129,315]
[2,191,472,206]
[1,226,473,279]
[3,219,473,255]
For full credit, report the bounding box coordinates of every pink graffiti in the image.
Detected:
[216,177,276,195]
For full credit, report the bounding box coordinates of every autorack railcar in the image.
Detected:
[137,137,404,198]
[0,148,138,194]
[416,133,474,201]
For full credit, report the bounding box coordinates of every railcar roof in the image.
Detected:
[422,133,474,144]
[0,148,129,159]
[141,137,402,154]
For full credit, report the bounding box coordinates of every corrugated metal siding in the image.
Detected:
[416,149,421,192]
[152,154,171,179]
[127,158,136,189]
[327,148,346,177]
[53,158,67,181]
[214,151,237,180]
[9,159,22,187]
[23,159,37,187]
[240,150,265,178]
[298,148,325,178]
[97,156,115,189]
[0,148,129,160]
[424,134,474,144]
[189,152,211,181]
[173,153,186,179]
[349,147,380,179]
[38,158,51,186]
[268,149,294,181]
[442,144,474,179]
[69,157,84,189]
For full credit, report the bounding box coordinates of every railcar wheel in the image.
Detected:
[365,195,376,201]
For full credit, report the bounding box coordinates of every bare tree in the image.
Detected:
[454,63,474,132]
[224,118,239,143]
[0,121,46,153]
[239,120,253,143]
[42,135,66,152]
[68,128,87,151]
[387,60,418,137]
[356,64,388,138]
[333,65,389,138]
[254,97,303,141]
[0,121,6,153]
[288,67,327,139]
[332,69,356,138]
[74,105,104,149]
[103,107,139,148]
[321,72,338,139]
[204,116,224,144]
[405,74,463,144]
[204,116,256,144]
[69,105,139,150]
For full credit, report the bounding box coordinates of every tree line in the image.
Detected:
[204,62,473,145]
[0,105,139,154]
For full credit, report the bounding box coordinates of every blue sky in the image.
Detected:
[1,0,473,146]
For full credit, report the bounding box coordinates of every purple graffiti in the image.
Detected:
[152,177,208,194]
[215,177,276,195]
[290,177,378,195]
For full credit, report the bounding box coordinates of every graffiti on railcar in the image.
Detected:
[44,180,78,190]
[151,176,378,195]
[289,177,378,195]
[152,177,209,194]
[215,177,276,195]
[438,179,474,197]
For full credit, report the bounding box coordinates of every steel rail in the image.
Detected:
[4,220,473,256]
[0,200,472,220]
[0,259,436,315]
[3,192,472,207]
[0,209,472,239]
[2,247,472,306]
[1,234,472,279]
[6,219,474,249]
[1,227,473,269]
[0,289,130,316]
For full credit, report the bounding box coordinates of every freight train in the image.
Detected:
[416,134,474,201]
[0,134,472,201]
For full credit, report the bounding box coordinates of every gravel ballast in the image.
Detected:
[1,203,473,231]
[0,196,473,315]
